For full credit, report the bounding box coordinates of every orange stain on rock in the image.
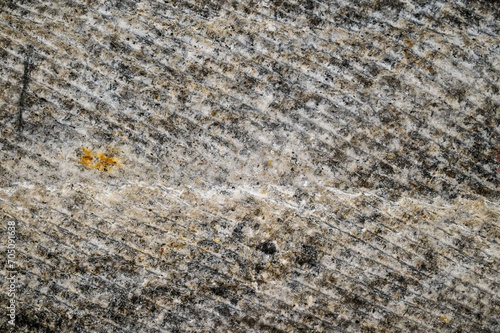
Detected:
[79,147,121,172]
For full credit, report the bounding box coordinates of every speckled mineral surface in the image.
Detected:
[0,0,499,332]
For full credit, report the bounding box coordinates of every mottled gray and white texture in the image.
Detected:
[0,0,499,332]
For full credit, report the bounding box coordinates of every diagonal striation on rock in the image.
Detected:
[0,0,499,332]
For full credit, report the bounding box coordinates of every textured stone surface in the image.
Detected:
[0,0,499,332]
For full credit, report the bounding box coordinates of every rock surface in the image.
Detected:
[0,0,499,332]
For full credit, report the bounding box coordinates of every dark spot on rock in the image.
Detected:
[257,241,277,255]
[297,245,318,266]
[254,263,265,274]
[232,222,245,240]
[343,293,364,308]
[211,284,228,297]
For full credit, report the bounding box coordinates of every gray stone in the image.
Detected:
[0,0,499,332]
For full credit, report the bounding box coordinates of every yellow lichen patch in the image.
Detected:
[79,147,121,172]
[439,316,451,323]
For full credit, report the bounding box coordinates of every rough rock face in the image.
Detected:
[0,0,499,332]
